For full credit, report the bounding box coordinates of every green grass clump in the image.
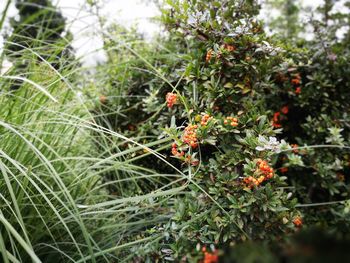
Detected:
[0,50,175,261]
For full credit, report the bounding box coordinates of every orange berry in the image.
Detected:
[182,124,198,148]
[206,49,213,63]
[291,78,300,85]
[166,92,178,108]
[258,176,265,184]
[293,217,303,227]
[281,106,289,115]
[280,167,288,173]
[171,148,178,156]
[99,95,107,104]
[203,249,219,263]
[273,112,280,122]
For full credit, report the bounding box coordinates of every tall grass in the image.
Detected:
[0,3,186,262]
[0,54,183,263]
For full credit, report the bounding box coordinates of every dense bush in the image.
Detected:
[94,0,350,261]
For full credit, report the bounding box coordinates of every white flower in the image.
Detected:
[256,135,287,153]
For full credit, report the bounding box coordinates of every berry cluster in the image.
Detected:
[206,49,213,63]
[291,73,301,95]
[170,124,200,166]
[292,216,303,228]
[201,247,219,263]
[272,105,289,128]
[243,175,265,188]
[223,43,235,52]
[243,159,274,188]
[205,44,236,65]
[171,143,199,166]
[291,74,301,85]
[224,116,238,127]
[183,124,199,148]
[201,114,213,126]
[166,92,178,108]
[257,159,274,179]
[272,111,282,128]
[171,143,184,157]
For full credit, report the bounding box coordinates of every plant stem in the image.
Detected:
[0,0,12,73]
[0,0,11,31]
[296,200,348,208]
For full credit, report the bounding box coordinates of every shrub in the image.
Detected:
[94,0,350,261]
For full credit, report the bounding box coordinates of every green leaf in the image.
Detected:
[224,82,234,88]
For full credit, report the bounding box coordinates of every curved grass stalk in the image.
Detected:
[0,215,41,263]
[0,76,58,103]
